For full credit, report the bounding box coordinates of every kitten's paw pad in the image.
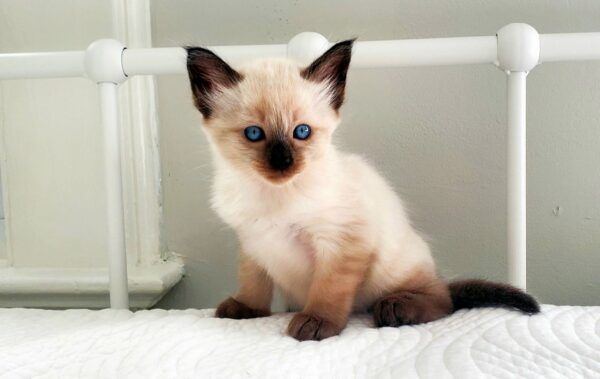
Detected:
[215,297,270,319]
[287,312,343,341]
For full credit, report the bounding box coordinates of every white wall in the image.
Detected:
[151,0,600,308]
[0,1,181,308]
[0,0,112,268]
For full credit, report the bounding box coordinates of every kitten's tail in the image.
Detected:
[448,279,540,314]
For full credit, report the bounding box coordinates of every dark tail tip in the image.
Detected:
[448,279,540,315]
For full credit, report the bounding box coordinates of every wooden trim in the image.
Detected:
[0,257,183,309]
[112,0,165,265]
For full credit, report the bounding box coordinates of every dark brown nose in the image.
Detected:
[267,140,294,171]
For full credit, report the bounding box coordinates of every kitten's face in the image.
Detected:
[201,60,339,184]
[187,41,353,185]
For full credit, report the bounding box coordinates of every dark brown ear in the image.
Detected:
[301,39,355,110]
[186,47,243,118]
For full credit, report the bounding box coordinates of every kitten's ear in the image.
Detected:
[301,39,355,110]
[186,47,243,118]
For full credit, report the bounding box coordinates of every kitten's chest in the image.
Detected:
[239,217,316,303]
[240,217,316,267]
[212,172,348,296]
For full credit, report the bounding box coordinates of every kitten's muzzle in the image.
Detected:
[267,140,294,171]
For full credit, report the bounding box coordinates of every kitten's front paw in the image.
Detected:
[215,297,271,319]
[287,312,343,341]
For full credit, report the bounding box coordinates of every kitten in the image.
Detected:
[185,40,539,341]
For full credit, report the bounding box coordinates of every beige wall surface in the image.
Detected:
[149,0,600,308]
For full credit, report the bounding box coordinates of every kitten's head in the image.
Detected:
[186,40,354,184]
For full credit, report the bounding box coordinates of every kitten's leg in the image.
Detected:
[287,253,372,341]
[371,271,452,327]
[216,253,273,319]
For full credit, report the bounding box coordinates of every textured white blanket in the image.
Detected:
[0,305,598,378]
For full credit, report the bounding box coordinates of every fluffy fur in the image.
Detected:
[186,41,539,341]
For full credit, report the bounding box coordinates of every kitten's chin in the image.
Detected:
[253,168,303,186]
[260,171,299,186]
[250,161,306,186]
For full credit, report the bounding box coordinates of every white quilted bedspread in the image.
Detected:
[0,305,599,379]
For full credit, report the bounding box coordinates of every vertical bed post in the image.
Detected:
[496,24,540,290]
[98,82,129,309]
[506,71,527,289]
[85,39,129,308]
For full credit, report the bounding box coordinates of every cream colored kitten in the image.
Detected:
[186,40,539,341]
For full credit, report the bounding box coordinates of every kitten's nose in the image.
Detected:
[268,141,294,171]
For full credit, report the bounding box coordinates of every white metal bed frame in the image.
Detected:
[0,23,598,309]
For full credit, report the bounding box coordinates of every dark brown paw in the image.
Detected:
[287,312,343,341]
[215,297,271,319]
[372,292,450,327]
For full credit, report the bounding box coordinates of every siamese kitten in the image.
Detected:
[185,40,539,341]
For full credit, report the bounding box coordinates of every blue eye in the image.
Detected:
[244,126,265,142]
[293,124,311,140]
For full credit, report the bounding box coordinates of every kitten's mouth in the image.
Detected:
[254,162,304,186]
[262,168,300,185]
